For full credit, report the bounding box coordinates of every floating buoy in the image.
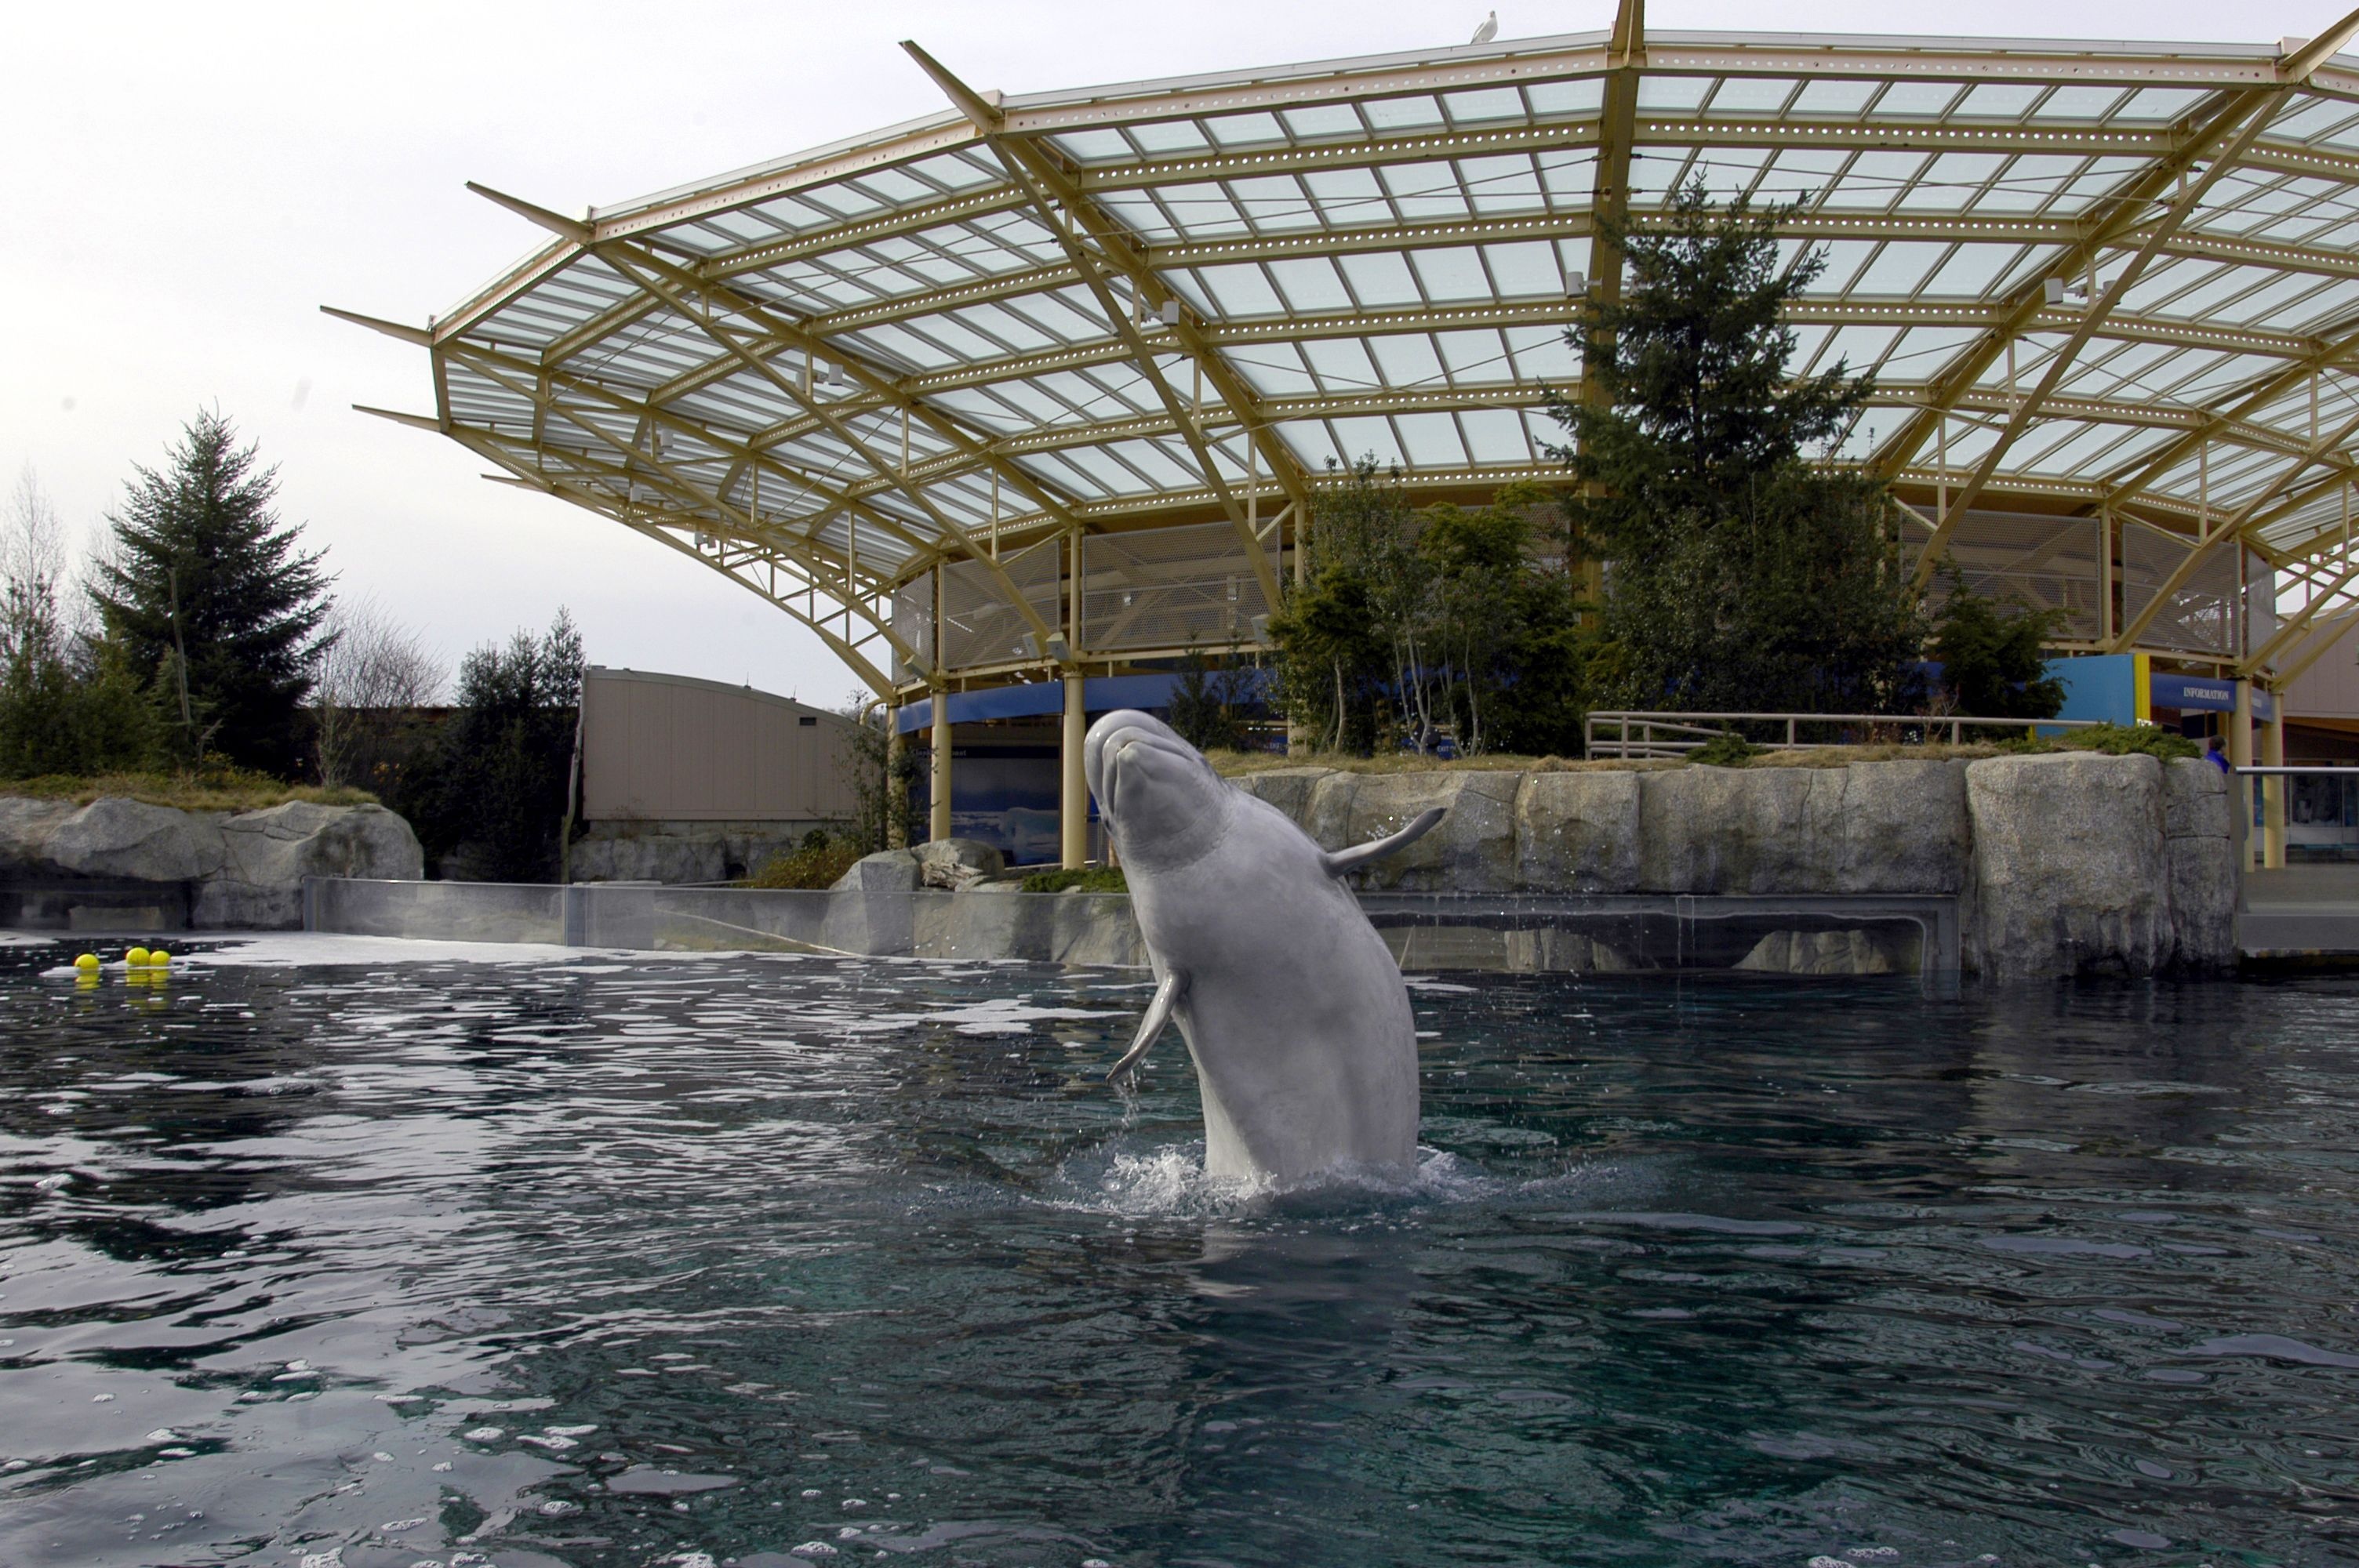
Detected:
[74,953,100,974]
[125,946,151,967]
[148,949,170,968]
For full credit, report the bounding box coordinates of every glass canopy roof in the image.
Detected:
[369,7,2359,694]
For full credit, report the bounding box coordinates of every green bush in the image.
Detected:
[1688,731,1760,767]
[744,835,863,890]
[1020,865,1129,893]
[2048,721,2199,760]
[1930,572,2065,718]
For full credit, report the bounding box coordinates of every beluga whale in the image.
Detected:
[1084,709,1444,1189]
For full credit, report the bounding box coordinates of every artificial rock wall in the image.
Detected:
[0,797,423,931]
[1232,753,2235,979]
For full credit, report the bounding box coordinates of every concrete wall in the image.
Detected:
[1233,754,2236,979]
[580,667,860,825]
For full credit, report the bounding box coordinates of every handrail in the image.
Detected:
[1585,709,2102,760]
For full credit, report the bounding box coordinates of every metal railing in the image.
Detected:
[2233,765,2359,873]
[1586,710,2101,761]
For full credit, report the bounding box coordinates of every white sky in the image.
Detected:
[5,0,2350,703]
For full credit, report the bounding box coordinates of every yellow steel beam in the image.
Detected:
[2113,399,2359,648]
[462,183,1067,653]
[441,334,947,585]
[2245,539,2359,673]
[902,40,1288,610]
[433,422,903,695]
[1903,92,2300,588]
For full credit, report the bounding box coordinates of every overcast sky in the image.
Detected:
[5,1,2350,703]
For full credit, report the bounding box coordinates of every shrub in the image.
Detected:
[744,836,864,890]
[1929,572,2065,719]
[2048,722,2199,760]
[1688,731,1760,767]
[1020,865,1129,893]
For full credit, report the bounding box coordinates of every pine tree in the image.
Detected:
[1929,572,2066,719]
[402,610,584,881]
[89,410,333,775]
[1550,183,1923,714]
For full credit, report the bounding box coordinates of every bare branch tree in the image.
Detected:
[311,597,445,789]
[1,466,69,670]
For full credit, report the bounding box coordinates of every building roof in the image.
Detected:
[343,3,2359,694]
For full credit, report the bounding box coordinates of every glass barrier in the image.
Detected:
[306,879,1955,976]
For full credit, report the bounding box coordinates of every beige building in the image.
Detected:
[572,667,863,883]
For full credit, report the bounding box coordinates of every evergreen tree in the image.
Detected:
[1550,183,1922,713]
[89,410,333,775]
[0,469,163,777]
[403,610,583,881]
[1929,572,2066,719]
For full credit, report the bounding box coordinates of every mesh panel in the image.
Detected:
[1081,522,1273,654]
[892,572,934,681]
[1917,510,2104,641]
[2122,521,2241,655]
[939,538,1063,671]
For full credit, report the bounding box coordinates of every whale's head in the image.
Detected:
[1085,709,1231,873]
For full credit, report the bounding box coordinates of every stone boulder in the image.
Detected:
[831,848,922,893]
[45,798,226,883]
[1303,771,1521,891]
[916,837,1005,891]
[0,793,423,931]
[1637,760,1971,895]
[2161,757,2236,972]
[1229,767,1333,831]
[1514,771,1641,891]
[1504,927,1638,972]
[194,802,424,929]
[0,797,73,873]
[1734,927,1914,976]
[1965,752,2171,979]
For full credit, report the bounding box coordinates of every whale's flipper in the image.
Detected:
[1321,807,1446,878]
[1107,969,1187,1080]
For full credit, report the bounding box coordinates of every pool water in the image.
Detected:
[1,936,2355,1568]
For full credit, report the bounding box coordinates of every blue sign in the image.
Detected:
[2151,673,2236,712]
[2150,673,2273,720]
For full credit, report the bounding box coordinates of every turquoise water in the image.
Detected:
[0,938,2355,1568]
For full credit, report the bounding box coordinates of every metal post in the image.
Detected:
[1061,671,1089,869]
[929,693,953,845]
[2264,689,2288,869]
[2232,679,2255,869]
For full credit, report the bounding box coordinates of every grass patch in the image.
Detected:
[1020,865,1129,893]
[0,771,377,812]
[743,838,865,890]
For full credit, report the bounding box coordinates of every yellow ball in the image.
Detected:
[125,946,151,967]
[74,953,100,972]
[148,950,170,967]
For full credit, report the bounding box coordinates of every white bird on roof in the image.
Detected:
[1470,9,1497,44]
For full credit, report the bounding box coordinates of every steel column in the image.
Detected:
[930,695,953,846]
[1062,672,1089,870]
